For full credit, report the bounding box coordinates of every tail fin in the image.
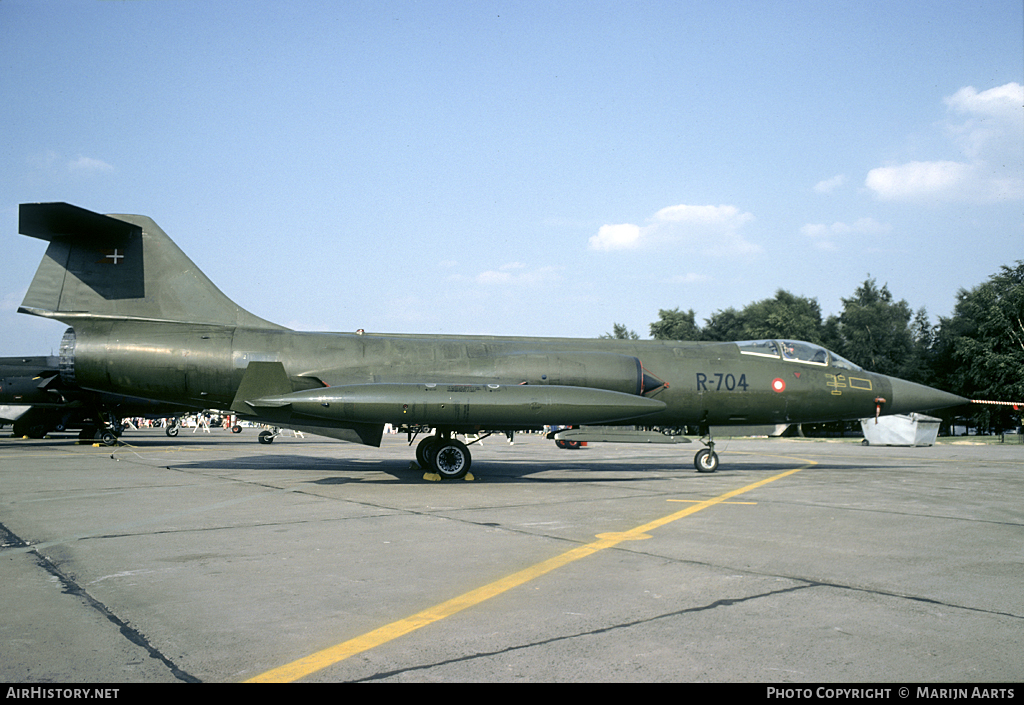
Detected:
[18,202,284,329]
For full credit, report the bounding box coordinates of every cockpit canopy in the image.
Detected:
[736,340,862,371]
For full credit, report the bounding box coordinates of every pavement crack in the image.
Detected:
[0,521,201,683]
[353,582,813,681]
[353,569,1023,682]
[794,575,1024,620]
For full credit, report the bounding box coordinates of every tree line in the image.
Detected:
[602,261,1024,432]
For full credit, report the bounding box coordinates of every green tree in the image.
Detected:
[933,262,1024,429]
[905,306,937,386]
[702,290,824,342]
[700,307,746,341]
[649,308,701,341]
[600,323,640,340]
[830,279,917,379]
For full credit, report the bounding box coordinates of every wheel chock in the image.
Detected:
[422,472,442,482]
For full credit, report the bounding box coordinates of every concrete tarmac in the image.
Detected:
[1,428,1021,683]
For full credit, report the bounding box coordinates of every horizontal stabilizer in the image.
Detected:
[20,202,139,243]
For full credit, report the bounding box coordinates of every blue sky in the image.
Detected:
[2,0,1021,356]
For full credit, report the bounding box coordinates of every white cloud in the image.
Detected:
[67,155,115,173]
[814,174,846,193]
[865,161,973,200]
[29,151,115,176]
[589,223,642,251]
[471,262,560,287]
[800,217,890,251]
[663,272,712,285]
[651,204,753,227]
[945,83,1022,119]
[589,203,758,255]
[866,82,1023,202]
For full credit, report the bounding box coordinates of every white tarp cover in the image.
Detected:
[861,413,942,446]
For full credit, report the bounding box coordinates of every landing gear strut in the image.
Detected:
[77,411,123,446]
[694,429,719,473]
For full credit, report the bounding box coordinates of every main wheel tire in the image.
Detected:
[258,430,275,444]
[432,439,471,480]
[415,437,440,469]
[14,420,48,438]
[694,448,719,473]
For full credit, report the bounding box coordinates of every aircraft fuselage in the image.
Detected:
[62,321,940,435]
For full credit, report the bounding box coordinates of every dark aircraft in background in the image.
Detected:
[14,202,967,477]
[0,354,200,442]
[0,355,66,437]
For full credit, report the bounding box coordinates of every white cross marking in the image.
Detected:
[106,249,124,264]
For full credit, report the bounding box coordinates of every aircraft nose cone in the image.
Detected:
[885,377,968,415]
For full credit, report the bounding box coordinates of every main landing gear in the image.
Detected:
[78,411,123,446]
[413,430,473,480]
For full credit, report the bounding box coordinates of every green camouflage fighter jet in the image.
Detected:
[16,203,967,478]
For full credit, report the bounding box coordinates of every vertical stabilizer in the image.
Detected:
[18,203,285,329]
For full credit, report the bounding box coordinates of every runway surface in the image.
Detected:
[1,428,1021,683]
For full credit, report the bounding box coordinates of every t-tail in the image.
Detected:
[18,202,284,329]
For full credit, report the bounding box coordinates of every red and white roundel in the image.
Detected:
[771,378,786,393]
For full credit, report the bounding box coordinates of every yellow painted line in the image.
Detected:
[668,499,757,505]
[245,459,815,683]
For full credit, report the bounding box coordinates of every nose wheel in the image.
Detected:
[694,447,719,472]
[694,431,719,472]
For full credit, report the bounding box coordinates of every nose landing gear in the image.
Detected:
[694,446,719,472]
[694,429,719,472]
